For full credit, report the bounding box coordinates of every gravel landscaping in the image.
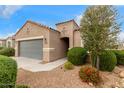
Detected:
[16,65,124,88]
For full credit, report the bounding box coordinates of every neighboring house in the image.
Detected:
[0,39,6,47]
[15,19,82,62]
[117,42,124,50]
[6,36,15,48]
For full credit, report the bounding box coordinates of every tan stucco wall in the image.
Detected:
[15,22,50,62]
[56,21,79,48]
[0,41,2,46]
[117,43,124,50]
[73,31,82,47]
[15,20,82,62]
[48,20,81,61]
[0,40,6,47]
[49,30,68,61]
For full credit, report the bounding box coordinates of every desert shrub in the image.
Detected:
[79,66,100,85]
[0,55,17,88]
[16,85,30,88]
[64,61,74,70]
[92,50,117,72]
[0,47,15,56]
[67,47,87,65]
[112,50,124,65]
[0,47,4,50]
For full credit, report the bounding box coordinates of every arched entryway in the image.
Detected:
[61,37,69,56]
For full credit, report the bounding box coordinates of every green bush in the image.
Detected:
[16,85,30,88]
[79,66,100,85]
[0,55,17,88]
[0,47,15,57]
[64,61,74,70]
[67,47,87,65]
[112,50,124,65]
[93,50,117,72]
[0,47,4,50]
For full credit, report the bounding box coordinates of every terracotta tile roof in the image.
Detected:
[55,19,74,25]
[6,36,13,39]
[6,37,10,40]
[12,35,15,39]
[74,28,80,31]
[15,19,80,37]
[27,20,59,32]
[55,19,79,28]
[0,39,6,41]
[15,20,60,36]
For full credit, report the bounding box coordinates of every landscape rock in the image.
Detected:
[17,64,124,88]
[119,71,124,78]
[113,67,122,74]
[115,81,120,87]
[120,79,124,87]
[88,82,93,86]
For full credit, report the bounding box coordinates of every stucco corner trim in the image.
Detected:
[81,40,84,47]
[16,36,44,41]
[43,48,55,52]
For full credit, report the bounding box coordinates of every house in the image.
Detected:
[117,42,124,50]
[0,39,6,47]
[6,36,15,48]
[15,19,82,62]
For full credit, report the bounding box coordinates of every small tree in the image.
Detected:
[80,5,121,70]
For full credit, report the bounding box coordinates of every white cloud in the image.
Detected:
[0,5,23,18]
[0,32,15,39]
[0,28,19,39]
[75,14,83,25]
[118,31,124,42]
[16,28,19,32]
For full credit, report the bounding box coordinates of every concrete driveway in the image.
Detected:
[12,57,66,72]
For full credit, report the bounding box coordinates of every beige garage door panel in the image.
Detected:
[19,39,43,60]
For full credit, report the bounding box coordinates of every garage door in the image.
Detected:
[19,39,43,60]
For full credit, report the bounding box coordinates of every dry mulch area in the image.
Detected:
[16,65,92,88]
[16,65,124,88]
[99,66,124,88]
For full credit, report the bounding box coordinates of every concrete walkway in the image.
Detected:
[12,57,66,72]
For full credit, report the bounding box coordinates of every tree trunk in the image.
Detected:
[91,53,96,67]
[87,52,92,64]
[96,55,100,70]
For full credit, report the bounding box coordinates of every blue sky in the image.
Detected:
[0,5,124,41]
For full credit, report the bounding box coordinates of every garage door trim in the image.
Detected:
[16,36,44,41]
